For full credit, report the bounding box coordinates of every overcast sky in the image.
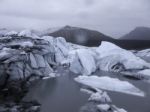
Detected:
[0,0,150,38]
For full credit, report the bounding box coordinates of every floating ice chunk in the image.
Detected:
[89,91,112,103]
[80,88,94,95]
[97,104,110,111]
[75,76,145,97]
[112,105,127,112]
[42,73,56,79]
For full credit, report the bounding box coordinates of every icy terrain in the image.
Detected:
[1,29,150,112]
[1,30,150,85]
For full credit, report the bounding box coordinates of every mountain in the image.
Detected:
[47,25,113,46]
[121,27,150,40]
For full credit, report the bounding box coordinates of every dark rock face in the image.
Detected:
[48,26,113,46]
[47,26,150,49]
[121,27,150,40]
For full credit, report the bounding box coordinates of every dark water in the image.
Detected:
[141,56,150,63]
[24,70,150,112]
[95,71,150,112]
[24,69,89,112]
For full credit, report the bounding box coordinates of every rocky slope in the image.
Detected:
[121,27,150,40]
[48,25,113,46]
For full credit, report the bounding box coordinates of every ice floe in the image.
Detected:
[97,104,111,111]
[79,87,127,112]
[75,75,145,97]
[89,91,112,103]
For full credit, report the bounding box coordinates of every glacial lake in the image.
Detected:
[24,68,150,112]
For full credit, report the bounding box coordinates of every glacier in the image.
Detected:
[96,42,150,72]
[1,30,150,83]
[50,39,150,78]
[1,28,150,82]
[1,29,150,112]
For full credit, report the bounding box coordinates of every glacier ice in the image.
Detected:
[59,41,150,76]
[111,105,127,112]
[138,69,150,79]
[89,91,112,103]
[97,104,111,111]
[1,31,150,86]
[134,49,150,63]
[79,85,127,112]
[136,49,150,57]
[96,41,150,72]
[69,49,96,75]
[75,75,145,97]
[18,29,40,39]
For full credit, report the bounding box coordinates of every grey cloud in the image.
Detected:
[0,0,150,38]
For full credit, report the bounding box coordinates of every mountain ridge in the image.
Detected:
[121,26,150,40]
[47,25,114,46]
